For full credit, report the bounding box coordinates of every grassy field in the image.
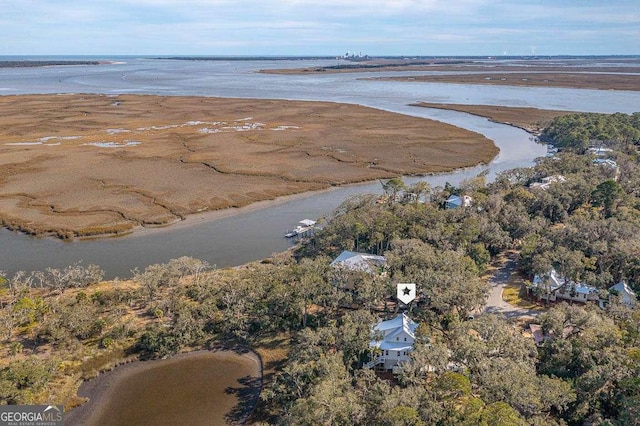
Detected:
[502,272,544,311]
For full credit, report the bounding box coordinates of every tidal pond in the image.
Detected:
[64,350,261,426]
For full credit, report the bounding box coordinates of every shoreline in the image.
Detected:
[87,184,340,240]
[9,161,494,242]
[64,348,263,426]
[411,103,579,136]
[83,166,481,240]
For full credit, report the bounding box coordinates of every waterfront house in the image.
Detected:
[330,250,387,274]
[593,158,618,168]
[365,312,418,372]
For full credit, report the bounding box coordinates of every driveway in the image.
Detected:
[483,253,541,318]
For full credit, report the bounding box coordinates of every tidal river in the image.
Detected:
[1,57,638,278]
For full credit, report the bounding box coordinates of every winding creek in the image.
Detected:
[1,57,639,278]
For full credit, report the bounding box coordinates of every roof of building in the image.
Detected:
[370,313,418,351]
[445,194,473,208]
[376,342,415,351]
[446,194,463,207]
[529,324,544,345]
[593,158,618,168]
[532,269,598,296]
[330,250,387,273]
[589,147,613,156]
[609,281,636,306]
[532,268,565,292]
[530,175,566,190]
[574,284,598,295]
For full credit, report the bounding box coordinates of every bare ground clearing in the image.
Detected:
[0,94,497,238]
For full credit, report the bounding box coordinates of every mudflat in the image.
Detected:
[0,94,497,238]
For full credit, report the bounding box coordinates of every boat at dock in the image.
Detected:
[284,219,317,238]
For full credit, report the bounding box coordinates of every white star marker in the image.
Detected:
[397,283,416,304]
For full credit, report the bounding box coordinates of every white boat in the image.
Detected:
[284,219,317,238]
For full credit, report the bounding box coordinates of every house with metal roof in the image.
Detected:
[330,250,387,273]
[529,175,566,190]
[365,312,418,372]
[609,281,636,307]
[530,269,599,303]
[445,194,473,209]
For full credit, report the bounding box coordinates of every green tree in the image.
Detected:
[591,179,624,218]
[382,406,424,426]
[388,239,488,321]
[382,178,407,205]
[480,401,526,426]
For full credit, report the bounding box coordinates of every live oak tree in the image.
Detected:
[387,239,489,321]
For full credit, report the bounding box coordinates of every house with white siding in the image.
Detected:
[529,269,600,303]
[365,312,418,373]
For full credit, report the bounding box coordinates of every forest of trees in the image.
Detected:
[0,112,639,424]
[542,112,640,153]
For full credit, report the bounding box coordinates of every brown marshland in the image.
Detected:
[0,94,497,238]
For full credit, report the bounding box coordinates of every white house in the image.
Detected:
[330,250,387,273]
[530,269,600,303]
[365,312,418,372]
[593,158,618,168]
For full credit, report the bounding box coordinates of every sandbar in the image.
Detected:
[0,94,497,238]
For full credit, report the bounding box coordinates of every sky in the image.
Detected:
[0,0,638,56]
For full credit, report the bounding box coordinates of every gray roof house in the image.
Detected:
[330,250,387,273]
[530,269,600,303]
[609,281,636,307]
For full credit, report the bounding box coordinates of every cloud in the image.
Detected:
[0,0,638,55]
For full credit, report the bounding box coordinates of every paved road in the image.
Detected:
[483,254,541,318]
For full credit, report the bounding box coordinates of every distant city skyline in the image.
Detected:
[0,0,638,56]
